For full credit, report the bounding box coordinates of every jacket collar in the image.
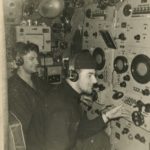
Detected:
[63,80,81,103]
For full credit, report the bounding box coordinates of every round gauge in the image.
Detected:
[123,4,132,16]
[137,63,147,76]
[131,54,150,84]
[114,56,128,74]
[96,54,102,64]
[93,47,105,70]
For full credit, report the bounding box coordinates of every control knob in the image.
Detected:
[132,111,144,126]
[93,32,98,38]
[98,84,105,91]
[118,33,126,41]
[123,75,130,81]
[112,91,124,100]
[134,34,141,40]
[135,134,140,140]
[134,100,144,112]
[142,89,150,96]
[93,83,105,91]
[122,128,129,134]
[120,81,126,87]
[140,137,146,143]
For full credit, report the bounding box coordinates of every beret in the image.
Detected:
[74,50,96,69]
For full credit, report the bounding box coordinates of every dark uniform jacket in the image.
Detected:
[8,73,48,150]
[45,80,107,150]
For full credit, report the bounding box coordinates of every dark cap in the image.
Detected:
[74,50,96,69]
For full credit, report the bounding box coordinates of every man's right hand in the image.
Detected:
[102,104,130,123]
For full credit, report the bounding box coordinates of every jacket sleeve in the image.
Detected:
[45,110,71,150]
[77,112,107,139]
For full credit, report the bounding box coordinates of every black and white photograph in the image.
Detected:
[1,0,150,150]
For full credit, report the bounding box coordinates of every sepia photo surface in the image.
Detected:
[1,0,150,150]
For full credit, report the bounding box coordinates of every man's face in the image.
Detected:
[77,69,97,94]
[22,51,39,74]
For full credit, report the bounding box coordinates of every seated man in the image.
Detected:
[45,50,128,150]
[8,42,47,150]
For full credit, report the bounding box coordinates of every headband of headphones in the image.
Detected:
[69,54,79,71]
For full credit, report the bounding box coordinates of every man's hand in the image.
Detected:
[102,104,130,123]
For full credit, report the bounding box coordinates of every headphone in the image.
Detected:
[15,55,24,66]
[68,54,79,82]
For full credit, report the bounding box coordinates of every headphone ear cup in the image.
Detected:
[16,57,24,66]
[69,70,79,82]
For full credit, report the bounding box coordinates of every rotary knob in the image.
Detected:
[132,111,144,126]
[135,134,140,140]
[140,137,146,143]
[119,33,126,41]
[123,75,130,81]
[142,89,150,96]
[93,83,105,91]
[93,32,98,37]
[134,100,144,112]
[122,128,129,134]
[120,81,126,87]
[134,34,141,40]
[112,91,124,100]
[98,84,105,91]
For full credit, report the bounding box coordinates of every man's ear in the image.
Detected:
[11,60,18,69]
[15,55,24,66]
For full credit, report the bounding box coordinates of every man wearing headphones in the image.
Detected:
[45,50,128,150]
[8,42,47,150]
